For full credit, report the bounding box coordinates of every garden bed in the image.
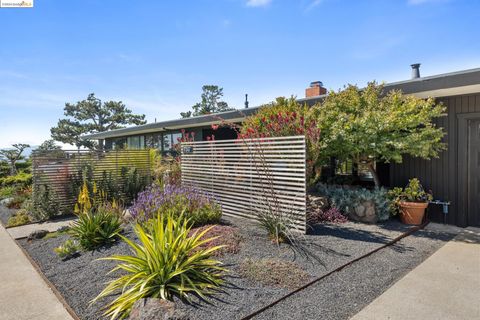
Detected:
[18,216,421,320]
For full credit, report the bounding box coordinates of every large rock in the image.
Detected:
[0,198,13,206]
[348,200,378,224]
[129,298,189,320]
[307,194,329,211]
[27,230,48,241]
[307,194,330,223]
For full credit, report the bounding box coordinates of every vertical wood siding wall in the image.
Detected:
[181,136,307,232]
[390,93,480,226]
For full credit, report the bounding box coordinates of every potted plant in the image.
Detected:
[388,178,432,225]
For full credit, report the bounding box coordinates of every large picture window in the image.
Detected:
[127,135,145,149]
[161,132,187,154]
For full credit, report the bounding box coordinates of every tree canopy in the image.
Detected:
[34,139,64,157]
[311,82,447,186]
[36,139,62,152]
[180,85,233,118]
[0,143,30,175]
[51,93,146,149]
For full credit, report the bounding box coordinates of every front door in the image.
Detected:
[468,118,480,226]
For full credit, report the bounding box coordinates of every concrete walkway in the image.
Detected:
[0,224,74,320]
[6,217,75,239]
[351,227,480,320]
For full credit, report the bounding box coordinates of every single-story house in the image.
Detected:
[83,65,480,228]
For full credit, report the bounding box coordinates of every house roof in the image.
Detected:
[82,106,261,140]
[83,67,480,140]
[298,67,480,105]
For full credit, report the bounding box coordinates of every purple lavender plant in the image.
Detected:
[129,184,222,226]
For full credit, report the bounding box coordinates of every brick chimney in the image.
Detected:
[305,81,327,98]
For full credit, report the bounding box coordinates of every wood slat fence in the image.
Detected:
[32,149,151,214]
[181,135,307,232]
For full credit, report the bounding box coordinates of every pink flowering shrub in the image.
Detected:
[239,97,322,184]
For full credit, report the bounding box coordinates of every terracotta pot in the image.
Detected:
[399,201,428,225]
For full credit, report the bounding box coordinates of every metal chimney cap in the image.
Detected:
[411,63,421,79]
[310,81,323,87]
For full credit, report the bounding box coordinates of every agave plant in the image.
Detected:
[70,206,122,250]
[91,211,226,319]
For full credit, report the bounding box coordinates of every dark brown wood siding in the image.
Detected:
[390,93,480,226]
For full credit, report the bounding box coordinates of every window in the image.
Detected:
[171,133,182,146]
[161,131,189,155]
[145,133,161,149]
[127,135,145,149]
[162,134,171,151]
[111,137,127,150]
[335,158,374,181]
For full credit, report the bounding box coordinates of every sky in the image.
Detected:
[0,0,479,148]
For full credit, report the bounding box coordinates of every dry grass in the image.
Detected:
[239,258,310,289]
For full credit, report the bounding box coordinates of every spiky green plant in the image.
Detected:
[91,212,226,319]
[70,207,122,250]
[54,239,80,260]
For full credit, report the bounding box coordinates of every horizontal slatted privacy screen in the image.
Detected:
[32,149,151,213]
[181,135,307,232]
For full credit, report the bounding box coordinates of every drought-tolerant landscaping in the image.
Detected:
[1,78,461,320]
[20,214,423,320]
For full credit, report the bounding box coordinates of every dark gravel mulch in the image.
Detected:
[253,227,457,320]
[19,217,450,320]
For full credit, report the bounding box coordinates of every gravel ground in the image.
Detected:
[0,204,16,226]
[20,217,426,320]
[253,227,457,320]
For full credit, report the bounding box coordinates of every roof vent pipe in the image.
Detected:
[411,63,421,79]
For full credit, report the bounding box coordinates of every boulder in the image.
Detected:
[349,200,378,224]
[0,198,13,206]
[307,194,330,223]
[27,230,48,241]
[129,298,189,320]
[56,226,69,233]
[307,194,329,211]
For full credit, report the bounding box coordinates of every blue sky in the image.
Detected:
[0,0,479,147]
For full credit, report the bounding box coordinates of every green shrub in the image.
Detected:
[20,197,34,213]
[6,209,31,227]
[92,212,225,319]
[54,239,80,260]
[32,184,60,221]
[70,205,122,250]
[0,186,16,200]
[0,172,32,188]
[5,186,31,209]
[120,166,148,204]
[316,183,390,221]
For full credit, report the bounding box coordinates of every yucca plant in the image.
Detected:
[70,207,122,250]
[91,212,226,319]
